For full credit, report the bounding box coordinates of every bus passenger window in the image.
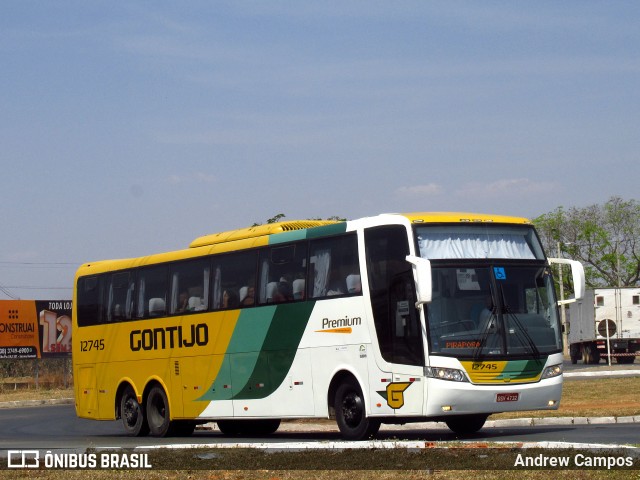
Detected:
[309,234,360,299]
[211,251,258,310]
[107,271,134,322]
[258,244,307,304]
[135,265,168,319]
[77,275,105,326]
[169,259,210,314]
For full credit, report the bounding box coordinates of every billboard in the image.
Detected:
[0,300,72,359]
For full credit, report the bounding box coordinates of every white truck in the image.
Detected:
[567,288,640,364]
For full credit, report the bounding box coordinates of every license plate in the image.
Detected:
[496,393,519,402]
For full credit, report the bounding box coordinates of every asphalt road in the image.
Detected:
[0,403,637,451]
[0,360,637,454]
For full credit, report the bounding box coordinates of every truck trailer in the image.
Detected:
[567,288,640,364]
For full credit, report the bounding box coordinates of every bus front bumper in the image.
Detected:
[423,374,563,417]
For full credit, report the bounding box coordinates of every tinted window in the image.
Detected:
[211,251,259,309]
[106,271,135,322]
[170,259,210,314]
[258,244,308,304]
[365,225,423,366]
[77,275,105,327]
[136,265,168,318]
[309,234,360,298]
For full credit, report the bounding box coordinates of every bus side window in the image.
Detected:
[309,234,360,299]
[136,265,168,319]
[169,259,210,314]
[107,271,134,322]
[211,250,259,310]
[77,275,105,326]
[258,244,308,304]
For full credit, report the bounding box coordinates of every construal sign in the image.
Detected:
[0,300,72,359]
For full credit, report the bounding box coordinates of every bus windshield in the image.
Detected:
[414,224,561,359]
[415,224,545,260]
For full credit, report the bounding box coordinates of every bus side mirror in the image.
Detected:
[549,258,586,305]
[406,255,432,306]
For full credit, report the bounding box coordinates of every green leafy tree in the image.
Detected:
[534,196,640,288]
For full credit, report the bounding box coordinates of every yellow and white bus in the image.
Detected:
[72,212,584,440]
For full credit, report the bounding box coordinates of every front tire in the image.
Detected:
[334,380,380,440]
[120,385,149,437]
[146,385,171,437]
[445,414,488,435]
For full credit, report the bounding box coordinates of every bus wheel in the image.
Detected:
[334,380,380,440]
[249,419,281,435]
[170,420,197,436]
[120,385,149,437]
[216,420,242,436]
[445,414,488,435]
[146,385,171,437]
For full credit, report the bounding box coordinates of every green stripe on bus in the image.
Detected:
[269,230,308,244]
[198,306,276,401]
[234,301,315,399]
[226,306,276,353]
[198,302,315,401]
[495,358,546,381]
[306,222,347,238]
[269,222,347,245]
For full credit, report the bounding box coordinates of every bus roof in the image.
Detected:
[192,213,531,248]
[189,220,339,248]
[400,212,532,225]
[77,212,533,275]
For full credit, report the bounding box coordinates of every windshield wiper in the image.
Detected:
[472,307,498,361]
[504,310,541,359]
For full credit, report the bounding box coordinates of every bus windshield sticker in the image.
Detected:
[494,267,507,281]
[457,269,480,290]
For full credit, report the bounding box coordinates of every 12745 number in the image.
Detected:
[80,339,105,352]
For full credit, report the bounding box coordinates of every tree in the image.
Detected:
[534,197,640,288]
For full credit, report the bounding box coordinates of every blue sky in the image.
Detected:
[1,1,639,300]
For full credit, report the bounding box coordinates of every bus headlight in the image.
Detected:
[425,367,468,382]
[542,364,563,379]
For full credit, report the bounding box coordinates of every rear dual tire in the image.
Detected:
[120,385,149,437]
[120,384,196,437]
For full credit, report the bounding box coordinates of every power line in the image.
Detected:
[0,262,78,269]
[0,282,19,299]
[2,286,72,290]
[0,261,78,265]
